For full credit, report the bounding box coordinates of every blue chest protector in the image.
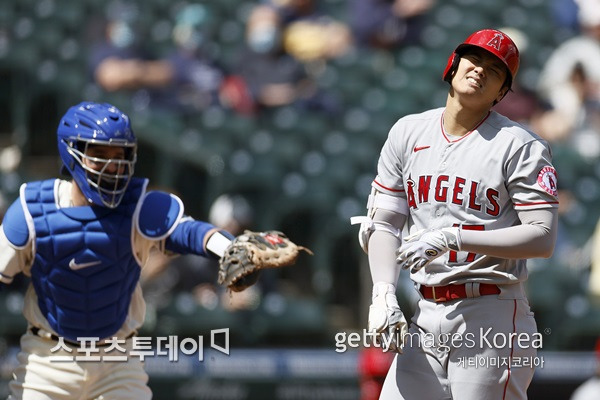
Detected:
[24,178,146,340]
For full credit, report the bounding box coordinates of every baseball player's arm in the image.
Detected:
[471,138,558,258]
[351,187,408,282]
[368,209,407,283]
[460,208,558,259]
[0,197,35,283]
[165,219,234,258]
[354,190,409,353]
[398,208,558,271]
[0,228,31,284]
[135,191,234,261]
[367,208,409,353]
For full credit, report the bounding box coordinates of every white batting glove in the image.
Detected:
[396,228,461,272]
[368,282,408,353]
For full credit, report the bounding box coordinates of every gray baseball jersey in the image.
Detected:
[372,107,558,400]
[373,107,559,286]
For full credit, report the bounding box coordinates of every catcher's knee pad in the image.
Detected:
[350,188,408,253]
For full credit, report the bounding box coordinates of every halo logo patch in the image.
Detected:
[537,166,558,196]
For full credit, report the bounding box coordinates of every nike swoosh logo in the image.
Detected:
[413,146,431,153]
[68,259,102,270]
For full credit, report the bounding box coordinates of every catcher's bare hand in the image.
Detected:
[217,230,312,292]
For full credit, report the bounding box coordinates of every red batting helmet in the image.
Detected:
[442,29,520,88]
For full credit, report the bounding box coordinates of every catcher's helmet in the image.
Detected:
[442,29,520,89]
[57,102,137,208]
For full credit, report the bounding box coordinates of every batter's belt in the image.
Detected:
[419,283,500,303]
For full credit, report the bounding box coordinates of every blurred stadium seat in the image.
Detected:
[0,291,28,339]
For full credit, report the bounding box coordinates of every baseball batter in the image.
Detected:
[352,29,559,399]
[0,102,236,399]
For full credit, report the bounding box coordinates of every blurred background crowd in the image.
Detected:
[1,0,600,398]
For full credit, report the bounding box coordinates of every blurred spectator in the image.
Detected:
[495,87,545,127]
[89,2,226,115]
[221,4,339,114]
[266,0,315,23]
[208,193,254,235]
[491,28,546,126]
[348,0,435,50]
[358,347,395,400]
[589,218,600,299]
[153,4,226,115]
[0,147,8,291]
[536,0,600,160]
[570,338,600,399]
[88,2,173,96]
[552,0,582,37]
[534,1,600,258]
[0,144,22,200]
[266,0,353,62]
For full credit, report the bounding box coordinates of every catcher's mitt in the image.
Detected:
[218,230,312,292]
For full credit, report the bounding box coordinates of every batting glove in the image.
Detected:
[368,282,408,353]
[396,228,462,272]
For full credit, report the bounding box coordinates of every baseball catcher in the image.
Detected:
[0,102,311,399]
[217,230,313,292]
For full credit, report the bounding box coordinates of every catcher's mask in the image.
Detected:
[57,102,137,208]
[442,29,520,96]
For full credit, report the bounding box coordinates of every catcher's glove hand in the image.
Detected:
[218,230,312,292]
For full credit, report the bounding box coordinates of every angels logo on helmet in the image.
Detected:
[442,29,520,91]
[486,33,504,51]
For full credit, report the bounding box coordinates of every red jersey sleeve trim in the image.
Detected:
[373,180,405,193]
[513,201,559,207]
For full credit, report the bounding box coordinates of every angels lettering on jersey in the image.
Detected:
[404,165,558,215]
[405,174,500,216]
